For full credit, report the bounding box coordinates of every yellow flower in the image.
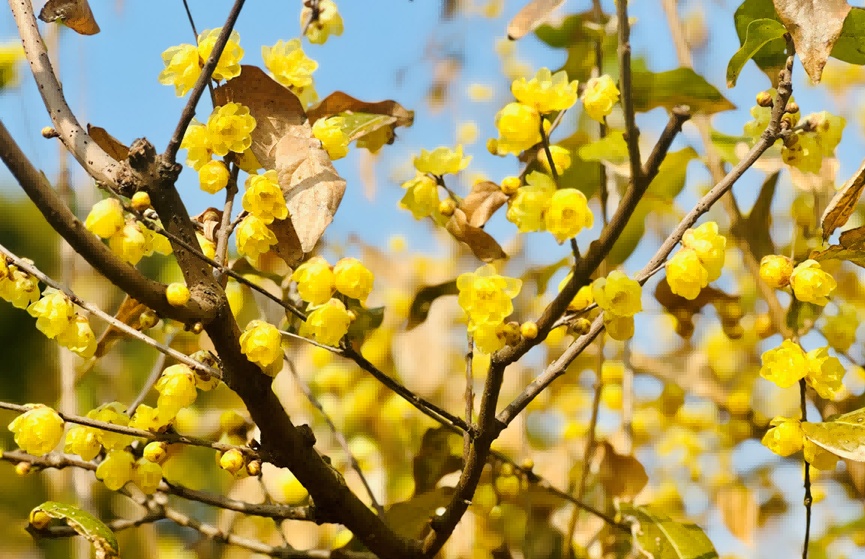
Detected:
[544,188,593,243]
[235,215,277,261]
[665,248,708,300]
[56,315,97,359]
[143,227,173,256]
[759,254,794,289]
[27,288,74,339]
[155,364,198,419]
[198,160,230,194]
[582,75,620,122]
[0,267,39,309]
[196,28,244,81]
[803,439,839,470]
[400,174,440,219]
[84,198,125,239]
[197,233,216,261]
[413,145,472,176]
[8,405,64,456]
[604,315,635,341]
[821,304,858,352]
[333,258,374,301]
[805,346,845,400]
[262,38,318,90]
[506,171,555,232]
[87,402,134,451]
[166,283,190,307]
[0,42,24,89]
[681,222,725,282]
[538,145,572,175]
[240,320,283,376]
[511,68,578,114]
[493,102,542,155]
[96,450,135,491]
[64,426,101,461]
[457,265,522,326]
[292,256,335,305]
[109,221,147,265]
[243,170,288,224]
[180,121,212,170]
[206,102,256,157]
[471,322,507,354]
[811,111,845,156]
[312,117,350,160]
[300,298,352,346]
[782,132,822,174]
[761,417,804,457]
[158,44,200,96]
[592,271,642,318]
[234,147,261,173]
[790,259,836,306]
[302,0,344,45]
[133,458,163,494]
[760,339,807,388]
[744,104,772,141]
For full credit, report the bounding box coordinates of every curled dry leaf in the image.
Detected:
[460,181,508,227]
[507,0,566,40]
[39,0,100,35]
[821,157,865,242]
[772,0,851,82]
[307,91,414,128]
[87,125,129,162]
[810,224,865,268]
[445,208,507,263]
[215,66,347,261]
[595,441,648,500]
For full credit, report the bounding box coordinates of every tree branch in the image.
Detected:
[164,0,247,163]
[617,0,642,185]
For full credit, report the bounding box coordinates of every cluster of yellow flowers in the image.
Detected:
[158,27,244,97]
[760,340,845,398]
[301,0,344,45]
[665,222,727,300]
[400,146,471,219]
[505,171,594,243]
[85,198,173,265]
[457,265,523,354]
[262,38,318,106]
[762,417,838,470]
[759,255,837,306]
[1,257,96,358]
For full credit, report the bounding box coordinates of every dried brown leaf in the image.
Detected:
[821,157,865,242]
[307,91,414,128]
[655,278,739,338]
[839,225,865,247]
[39,0,100,35]
[460,181,508,227]
[274,134,347,254]
[214,66,306,170]
[507,0,565,40]
[94,296,149,359]
[773,0,851,82]
[445,208,506,262]
[87,125,128,162]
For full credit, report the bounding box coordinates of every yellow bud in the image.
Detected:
[520,321,538,340]
[500,176,521,195]
[41,126,58,139]
[29,509,51,529]
[138,309,159,330]
[219,449,246,475]
[570,317,592,335]
[246,459,262,477]
[166,283,191,307]
[131,192,152,211]
[143,441,168,464]
[15,462,31,476]
[756,90,774,107]
[438,198,457,217]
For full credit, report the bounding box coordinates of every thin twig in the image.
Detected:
[0,244,220,379]
[215,165,240,284]
[800,377,812,559]
[592,0,609,226]
[163,481,315,520]
[284,357,385,517]
[464,332,474,460]
[165,0,247,162]
[616,0,642,186]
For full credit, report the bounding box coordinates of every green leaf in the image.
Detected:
[577,130,629,164]
[412,427,463,494]
[802,408,865,462]
[384,488,454,539]
[30,501,119,558]
[730,171,778,260]
[733,0,787,86]
[832,8,865,65]
[336,112,397,143]
[617,503,718,559]
[406,280,458,330]
[631,68,735,114]
[346,300,384,339]
[726,19,787,87]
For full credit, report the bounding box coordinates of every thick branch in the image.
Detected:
[0,121,207,323]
